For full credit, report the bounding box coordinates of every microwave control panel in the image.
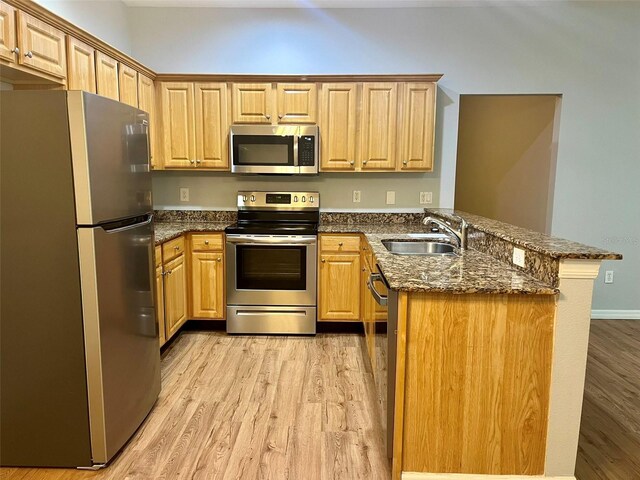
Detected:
[298,136,316,167]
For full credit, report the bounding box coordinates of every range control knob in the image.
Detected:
[242,195,247,202]
[309,195,314,203]
[294,196,299,202]
[250,195,256,202]
[302,196,306,202]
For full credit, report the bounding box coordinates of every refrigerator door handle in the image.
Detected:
[101,214,153,234]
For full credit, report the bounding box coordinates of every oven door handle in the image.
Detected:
[226,237,317,246]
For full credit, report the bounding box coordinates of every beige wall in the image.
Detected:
[455,95,560,233]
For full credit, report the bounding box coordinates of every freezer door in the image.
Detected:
[68,91,152,225]
[77,215,160,464]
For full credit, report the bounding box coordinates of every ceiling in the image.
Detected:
[121,0,580,7]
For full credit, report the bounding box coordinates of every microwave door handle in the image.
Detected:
[293,131,299,167]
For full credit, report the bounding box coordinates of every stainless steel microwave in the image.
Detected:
[229,125,319,175]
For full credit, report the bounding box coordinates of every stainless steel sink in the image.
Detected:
[382,240,457,256]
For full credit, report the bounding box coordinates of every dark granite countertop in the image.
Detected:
[425,208,622,260]
[154,221,232,245]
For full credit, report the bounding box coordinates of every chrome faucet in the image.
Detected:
[423,215,469,251]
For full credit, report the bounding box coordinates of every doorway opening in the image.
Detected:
[454,94,562,234]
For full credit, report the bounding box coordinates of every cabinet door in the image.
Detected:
[0,2,17,63]
[194,82,229,170]
[16,10,66,79]
[95,51,119,101]
[118,63,138,107]
[319,83,357,171]
[191,251,224,319]
[399,82,436,171]
[160,82,195,169]
[360,82,398,171]
[155,264,166,346]
[319,253,360,321]
[276,83,317,124]
[137,74,157,168]
[164,254,187,340]
[232,83,273,123]
[66,36,96,93]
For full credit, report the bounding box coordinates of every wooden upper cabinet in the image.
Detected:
[194,82,229,169]
[276,83,317,124]
[160,82,195,169]
[95,51,119,101]
[232,83,273,123]
[399,82,436,171]
[360,82,398,171]
[319,83,357,171]
[66,36,95,93]
[137,74,156,167]
[16,10,66,79]
[0,2,17,64]
[118,63,138,107]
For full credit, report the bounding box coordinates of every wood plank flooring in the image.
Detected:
[1,333,390,480]
[575,320,640,480]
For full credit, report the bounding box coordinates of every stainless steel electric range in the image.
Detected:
[225,191,319,335]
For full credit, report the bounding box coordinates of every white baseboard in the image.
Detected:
[402,473,575,480]
[591,309,640,320]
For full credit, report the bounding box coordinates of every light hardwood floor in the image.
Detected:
[1,332,390,480]
[575,320,640,480]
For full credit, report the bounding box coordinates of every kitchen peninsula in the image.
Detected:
[154,208,620,480]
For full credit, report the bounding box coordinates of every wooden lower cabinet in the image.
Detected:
[318,234,361,321]
[163,252,188,340]
[190,233,225,319]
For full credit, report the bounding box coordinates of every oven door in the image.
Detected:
[230,126,297,175]
[226,235,317,306]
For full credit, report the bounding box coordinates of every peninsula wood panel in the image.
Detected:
[232,82,273,123]
[155,263,166,347]
[137,73,156,167]
[95,51,118,100]
[400,293,556,475]
[66,36,95,92]
[16,10,66,79]
[160,82,195,168]
[118,62,138,107]
[194,82,229,169]
[319,83,357,171]
[0,2,17,63]
[276,82,317,124]
[360,82,398,171]
[319,253,360,321]
[163,253,187,340]
[399,82,435,171]
[190,252,224,319]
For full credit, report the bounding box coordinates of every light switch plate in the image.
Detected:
[513,247,525,268]
[180,188,189,202]
[386,191,396,205]
[353,190,361,203]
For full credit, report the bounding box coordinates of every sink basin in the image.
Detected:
[382,240,457,256]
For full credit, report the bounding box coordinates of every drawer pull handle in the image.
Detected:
[204,240,209,245]
[338,242,343,247]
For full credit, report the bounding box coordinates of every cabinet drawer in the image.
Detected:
[191,233,224,252]
[162,235,185,263]
[154,245,162,268]
[320,234,360,253]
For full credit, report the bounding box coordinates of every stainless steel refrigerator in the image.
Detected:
[0,91,161,468]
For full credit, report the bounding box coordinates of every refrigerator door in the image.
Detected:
[77,215,160,464]
[68,91,152,226]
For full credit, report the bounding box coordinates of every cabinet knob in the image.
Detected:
[196,159,201,164]
[217,257,222,262]
[24,51,33,58]
[204,240,209,245]
[338,242,343,246]
[362,267,366,272]
[166,270,172,275]
[403,160,408,165]
[174,246,179,250]
[349,160,355,165]
[321,258,326,263]
[278,114,283,119]
[362,160,368,165]
[189,159,195,164]
[265,114,271,120]
[10,47,19,55]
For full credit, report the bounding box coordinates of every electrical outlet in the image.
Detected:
[605,270,614,284]
[386,191,396,205]
[180,188,189,202]
[420,192,433,205]
[352,190,361,203]
[513,247,525,268]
